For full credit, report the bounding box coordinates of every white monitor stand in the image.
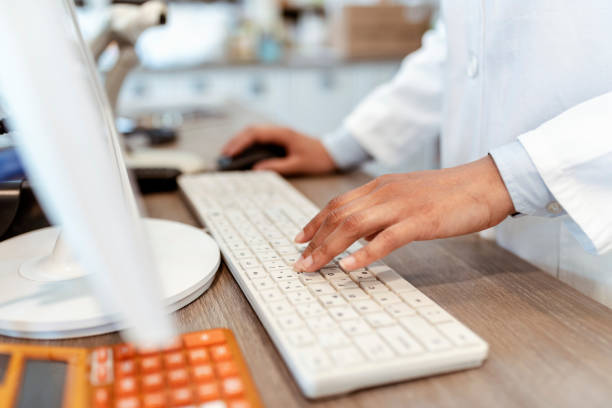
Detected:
[0,1,220,341]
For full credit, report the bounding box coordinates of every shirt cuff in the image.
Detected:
[490,141,566,218]
[322,127,371,170]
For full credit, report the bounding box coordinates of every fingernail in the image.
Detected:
[294,230,305,243]
[340,256,356,271]
[300,255,313,271]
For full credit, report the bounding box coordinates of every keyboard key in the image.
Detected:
[305,315,337,331]
[275,245,297,255]
[286,289,316,305]
[257,251,281,262]
[360,280,389,294]
[328,306,359,321]
[330,280,358,290]
[233,249,253,259]
[400,316,452,352]
[298,272,326,285]
[188,348,210,365]
[141,372,164,392]
[317,331,351,348]
[211,345,232,362]
[340,318,373,336]
[321,269,346,280]
[268,300,294,316]
[437,321,482,347]
[300,347,332,372]
[318,293,347,307]
[277,315,304,330]
[259,288,284,303]
[286,328,315,347]
[340,288,369,301]
[222,377,245,398]
[400,292,435,308]
[371,291,401,306]
[279,278,305,293]
[252,277,275,291]
[184,329,226,348]
[244,267,267,280]
[352,300,382,314]
[329,346,365,366]
[308,282,336,296]
[418,305,454,324]
[93,388,109,408]
[364,311,395,328]
[228,399,251,408]
[270,269,297,282]
[296,302,326,318]
[96,365,109,384]
[240,259,260,269]
[349,270,375,282]
[94,347,109,363]
[386,303,416,318]
[196,382,220,402]
[192,364,215,383]
[353,334,395,361]
[377,326,424,356]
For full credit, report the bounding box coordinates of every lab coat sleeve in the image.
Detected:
[340,21,446,166]
[490,141,564,218]
[322,126,372,170]
[517,91,612,255]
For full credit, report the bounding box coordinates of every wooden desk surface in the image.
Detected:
[3,106,612,407]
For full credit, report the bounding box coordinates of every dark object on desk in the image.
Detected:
[217,143,286,171]
[123,126,177,146]
[0,118,8,135]
[132,167,181,194]
[0,178,49,241]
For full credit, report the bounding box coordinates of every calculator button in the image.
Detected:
[222,377,245,398]
[93,388,109,408]
[211,345,232,362]
[96,365,109,384]
[228,399,252,408]
[115,376,138,396]
[141,373,164,392]
[113,344,135,360]
[183,329,226,348]
[164,352,186,369]
[170,387,193,406]
[192,364,215,383]
[115,396,140,408]
[94,347,109,363]
[142,392,166,408]
[197,382,220,402]
[188,348,210,365]
[167,368,189,387]
[140,356,162,373]
[115,360,136,378]
[216,360,239,377]
[163,338,183,352]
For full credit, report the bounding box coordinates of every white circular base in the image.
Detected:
[0,218,220,339]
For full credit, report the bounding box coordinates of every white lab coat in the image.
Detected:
[342,1,612,307]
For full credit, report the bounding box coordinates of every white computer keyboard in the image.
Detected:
[178,171,488,398]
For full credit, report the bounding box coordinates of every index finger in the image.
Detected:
[221,126,289,156]
[294,179,380,243]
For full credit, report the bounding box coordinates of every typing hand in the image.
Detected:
[293,156,515,272]
[221,125,337,175]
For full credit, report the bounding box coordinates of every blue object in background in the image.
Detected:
[0,148,26,181]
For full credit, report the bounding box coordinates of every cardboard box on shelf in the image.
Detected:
[332,3,433,59]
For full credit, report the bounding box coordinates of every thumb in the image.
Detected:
[253,157,300,174]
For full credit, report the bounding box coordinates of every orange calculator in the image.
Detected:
[0,328,263,408]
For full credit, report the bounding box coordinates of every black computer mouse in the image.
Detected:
[217,143,287,171]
